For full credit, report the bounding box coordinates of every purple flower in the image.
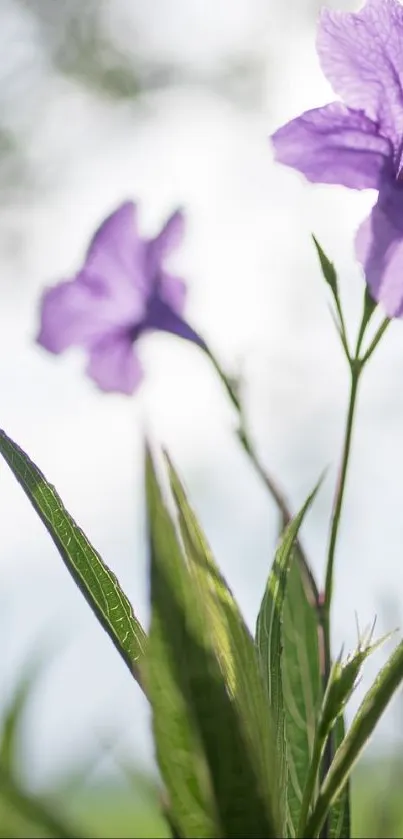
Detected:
[271,0,403,318]
[37,201,205,394]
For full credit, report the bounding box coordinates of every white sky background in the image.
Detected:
[1,0,403,790]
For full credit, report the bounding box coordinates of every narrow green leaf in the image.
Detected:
[312,236,338,298]
[312,236,350,360]
[281,551,322,837]
[361,286,377,333]
[328,714,350,839]
[145,449,279,839]
[306,639,403,838]
[167,454,281,832]
[145,450,226,839]
[256,484,320,832]
[320,628,391,740]
[0,429,147,682]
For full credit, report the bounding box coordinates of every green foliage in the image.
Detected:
[312,236,350,359]
[307,640,403,837]
[0,429,147,683]
[145,449,280,838]
[281,552,322,837]
[0,428,401,839]
[312,236,338,300]
[328,714,350,839]
[256,485,320,834]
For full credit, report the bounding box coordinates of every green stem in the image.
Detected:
[319,360,361,839]
[319,310,390,839]
[322,313,391,669]
[206,347,297,526]
[323,363,361,629]
[360,317,390,365]
[205,345,319,600]
[297,731,326,838]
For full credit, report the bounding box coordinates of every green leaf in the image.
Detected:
[145,448,280,839]
[312,236,350,360]
[306,639,403,838]
[0,429,147,683]
[255,484,320,833]
[167,454,281,829]
[328,714,350,839]
[319,627,390,741]
[281,551,322,837]
[361,285,377,333]
[312,236,338,298]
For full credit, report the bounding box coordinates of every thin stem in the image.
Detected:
[297,730,326,838]
[205,346,319,599]
[319,363,361,839]
[360,317,390,365]
[323,364,361,622]
[206,346,296,524]
[322,312,390,665]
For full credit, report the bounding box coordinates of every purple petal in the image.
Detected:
[356,180,403,317]
[317,0,403,152]
[87,333,143,394]
[146,209,185,280]
[146,297,205,349]
[83,201,148,308]
[150,209,185,258]
[159,272,187,315]
[37,279,116,353]
[271,102,393,189]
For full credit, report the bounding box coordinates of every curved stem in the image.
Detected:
[360,317,390,365]
[323,363,361,624]
[204,345,319,601]
[205,346,298,522]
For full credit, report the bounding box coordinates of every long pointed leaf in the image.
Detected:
[307,640,403,837]
[282,551,322,837]
[0,429,147,683]
[167,454,281,831]
[256,484,320,832]
[146,449,280,838]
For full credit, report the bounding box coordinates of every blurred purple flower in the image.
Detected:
[37,202,205,394]
[271,0,403,317]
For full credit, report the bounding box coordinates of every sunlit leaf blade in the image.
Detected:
[145,449,279,839]
[167,454,281,832]
[320,629,391,740]
[328,715,350,839]
[0,429,147,682]
[306,640,403,838]
[281,551,322,837]
[256,484,319,832]
[145,451,223,839]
